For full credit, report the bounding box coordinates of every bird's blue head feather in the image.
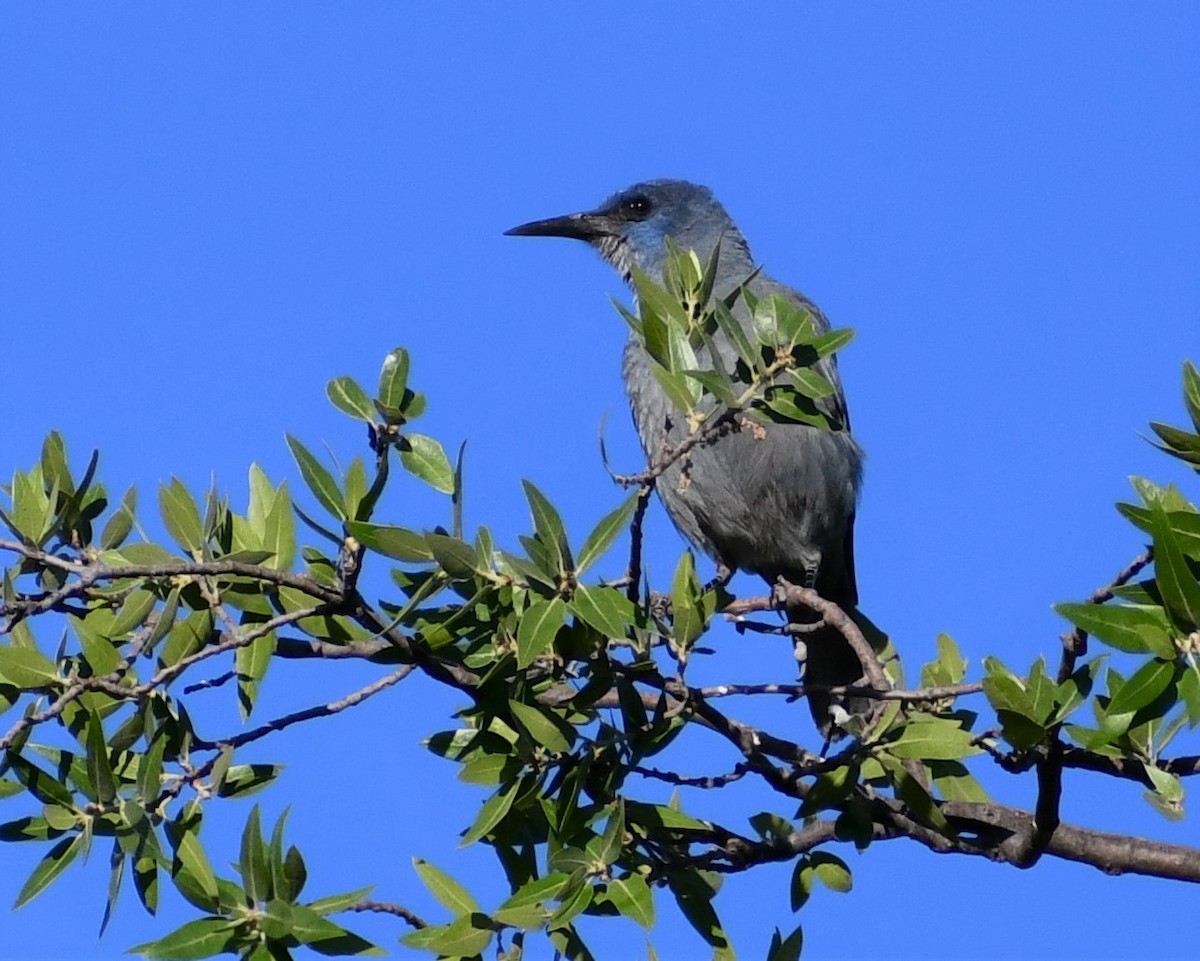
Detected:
[506,178,752,284]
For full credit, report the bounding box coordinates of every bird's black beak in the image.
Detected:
[504,210,611,242]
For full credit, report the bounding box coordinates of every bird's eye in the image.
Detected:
[619,196,652,219]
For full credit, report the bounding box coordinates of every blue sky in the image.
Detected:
[2,4,1198,960]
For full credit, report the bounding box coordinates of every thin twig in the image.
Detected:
[347,900,426,929]
[191,664,417,753]
[632,763,749,789]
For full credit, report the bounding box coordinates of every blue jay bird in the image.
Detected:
[506,180,865,736]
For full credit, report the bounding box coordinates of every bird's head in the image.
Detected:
[505,179,750,284]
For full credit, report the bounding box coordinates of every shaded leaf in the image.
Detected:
[1151,499,1200,632]
[285,435,346,521]
[13,834,81,908]
[509,699,573,754]
[425,534,479,579]
[460,778,521,847]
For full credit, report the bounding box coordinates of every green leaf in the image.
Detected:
[929,760,991,802]
[492,872,571,929]
[6,751,75,807]
[509,699,573,754]
[285,435,346,521]
[571,584,635,639]
[670,550,704,650]
[402,914,493,958]
[789,857,813,911]
[1150,499,1200,632]
[0,815,63,841]
[981,657,1046,749]
[651,365,700,414]
[1106,659,1177,717]
[0,645,61,689]
[400,434,455,494]
[236,630,276,719]
[1183,360,1200,433]
[760,389,831,428]
[920,632,967,687]
[71,612,125,675]
[632,266,688,327]
[667,872,731,955]
[607,875,655,930]
[283,846,308,903]
[158,478,205,554]
[877,752,950,832]
[240,805,271,904]
[85,710,117,804]
[522,479,572,574]
[785,366,835,399]
[129,916,238,960]
[681,368,739,404]
[244,467,296,572]
[291,903,383,954]
[767,924,804,961]
[111,589,157,639]
[425,533,479,579]
[259,898,294,940]
[40,431,74,496]
[809,327,855,359]
[100,836,124,939]
[458,752,519,786]
[1144,764,1185,820]
[810,851,853,892]
[166,806,220,911]
[377,348,411,411]
[460,777,521,847]
[798,763,859,816]
[305,884,375,917]
[345,521,433,562]
[1179,665,1200,726]
[217,763,283,799]
[1119,504,1200,557]
[884,718,982,761]
[516,596,566,669]
[549,876,595,929]
[100,485,137,550]
[412,857,481,917]
[1054,601,1174,657]
[13,834,81,908]
[159,609,213,669]
[1151,421,1200,463]
[327,376,377,423]
[6,468,48,544]
[138,734,167,805]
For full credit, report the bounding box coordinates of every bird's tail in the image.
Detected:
[797,617,870,739]
[792,546,871,740]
